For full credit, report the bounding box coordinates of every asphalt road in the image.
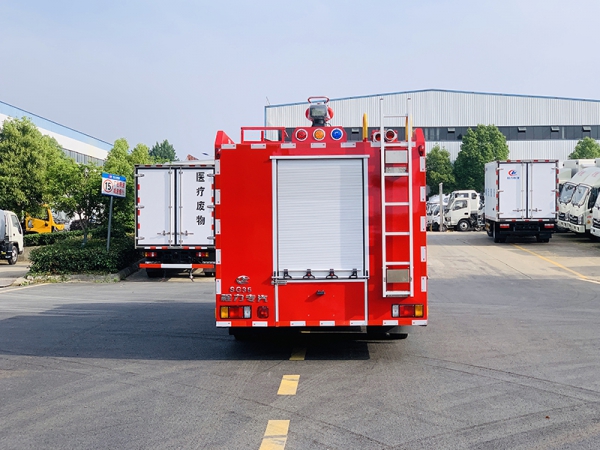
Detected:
[0,232,599,449]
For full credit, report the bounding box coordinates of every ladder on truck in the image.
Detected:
[379,97,414,297]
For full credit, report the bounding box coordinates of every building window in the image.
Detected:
[583,126,592,138]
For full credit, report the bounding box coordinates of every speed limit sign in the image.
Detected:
[101,173,126,198]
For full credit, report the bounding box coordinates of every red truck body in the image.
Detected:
[214,103,427,337]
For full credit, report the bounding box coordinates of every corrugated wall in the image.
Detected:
[265,90,599,162]
[266,90,600,128]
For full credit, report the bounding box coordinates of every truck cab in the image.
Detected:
[443,190,481,231]
[590,190,600,239]
[566,167,600,235]
[0,210,24,264]
[558,163,599,230]
[25,207,69,233]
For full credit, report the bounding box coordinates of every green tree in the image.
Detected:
[0,117,66,219]
[453,125,509,192]
[150,139,177,162]
[568,137,600,159]
[101,140,152,235]
[426,145,455,194]
[48,159,104,244]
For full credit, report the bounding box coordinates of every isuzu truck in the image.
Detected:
[484,160,558,243]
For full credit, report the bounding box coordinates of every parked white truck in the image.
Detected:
[134,162,216,278]
[484,160,558,243]
[557,161,599,230]
[564,161,600,236]
[591,185,600,239]
[0,210,24,264]
[558,159,595,191]
[443,190,482,231]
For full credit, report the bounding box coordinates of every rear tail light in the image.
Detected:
[544,224,555,229]
[144,251,157,258]
[391,304,424,318]
[257,306,269,319]
[499,224,510,229]
[220,306,251,319]
[196,251,210,257]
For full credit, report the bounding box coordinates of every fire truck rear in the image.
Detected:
[214,97,427,339]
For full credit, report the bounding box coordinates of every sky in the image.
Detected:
[2,0,600,159]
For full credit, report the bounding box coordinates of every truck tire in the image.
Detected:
[492,226,505,243]
[8,245,18,265]
[146,268,162,278]
[457,219,471,232]
[230,327,254,341]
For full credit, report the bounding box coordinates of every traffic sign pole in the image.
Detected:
[107,196,113,252]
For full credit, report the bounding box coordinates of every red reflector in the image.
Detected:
[399,305,415,317]
[257,306,269,319]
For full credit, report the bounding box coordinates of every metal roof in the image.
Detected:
[0,99,112,150]
[266,89,600,109]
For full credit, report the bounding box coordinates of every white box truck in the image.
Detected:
[443,190,482,231]
[591,192,600,239]
[0,210,24,264]
[484,160,558,243]
[135,162,215,278]
[564,162,600,236]
[557,165,600,230]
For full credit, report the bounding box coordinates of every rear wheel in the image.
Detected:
[230,327,254,341]
[7,245,18,265]
[146,269,162,278]
[457,219,471,232]
[493,226,505,243]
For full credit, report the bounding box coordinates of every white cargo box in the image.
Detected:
[135,164,214,247]
[485,160,558,221]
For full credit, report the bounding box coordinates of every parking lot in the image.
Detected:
[0,232,599,449]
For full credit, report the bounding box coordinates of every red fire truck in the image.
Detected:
[214,97,427,339]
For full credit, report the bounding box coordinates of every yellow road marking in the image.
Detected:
[259,420,289,450]
[511,244,589,279]
[289,347,306,361]
[277,375,300,396]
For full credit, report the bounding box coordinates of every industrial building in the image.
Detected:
[265,89,600,162]
[0,100,110,164]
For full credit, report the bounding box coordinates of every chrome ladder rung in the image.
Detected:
[385,290,411,297]
[384,202,409,207]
